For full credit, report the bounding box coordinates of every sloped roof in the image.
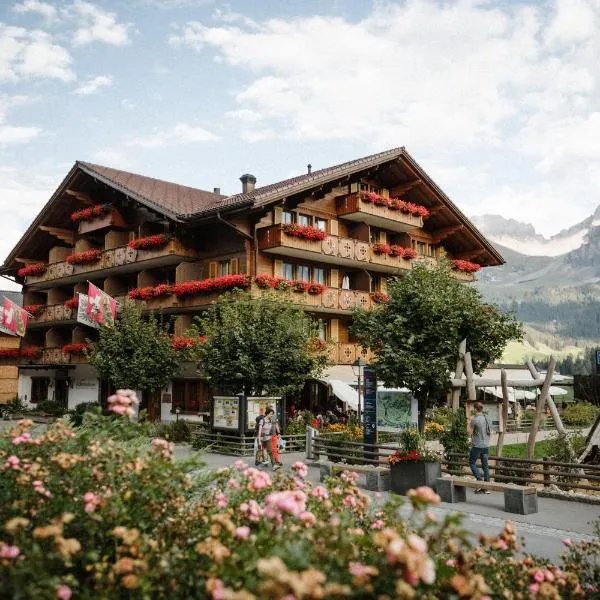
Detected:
[78,162,225,218]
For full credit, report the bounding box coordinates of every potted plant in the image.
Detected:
[388,428,441,495]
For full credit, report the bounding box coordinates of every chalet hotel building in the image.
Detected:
[0,147,502,420]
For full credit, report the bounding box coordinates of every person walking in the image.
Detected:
[254,406,268,466]
[467,402,491,494]
[258,408,281,471]
[267,406,283,468]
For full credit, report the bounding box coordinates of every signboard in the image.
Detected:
[77,294,100,329]
[87,283,117,326]
[246,397,281,432]
[363,367,377,447]
[376,389,418,432]
[212,396,240,430]
[1,297,28,337]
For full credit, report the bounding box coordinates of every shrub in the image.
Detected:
[428,406,454,428]
[66,403,101,428]
[561,402,598,427]
[2,396,27,416]
[424,421,445,440]
[439,410,470,475]
[153,419,193,443]
[35,401,66,417]
[0,416,591,599]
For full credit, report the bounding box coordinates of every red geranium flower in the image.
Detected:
[64,297,79,310]
[17,263,47,278]
[71,204,111,223]
[66,249,102,265]
[370,291,390,304]
[371,243,391,255]
[452,259,481,273]
[172,274,251,297]
[402,248,417,260]
[128,234,170,250]
[24,304,44,317]
[282,224,327,241]
[20,346,42,359]
[62,343,89,354]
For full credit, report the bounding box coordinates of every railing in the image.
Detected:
[443,453,600,494]
[190,428,307,456]
[336,194,423,231]
[24,239,197,286]
[312,434,398,465]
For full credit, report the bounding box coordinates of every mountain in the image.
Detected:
[471,206,600,354]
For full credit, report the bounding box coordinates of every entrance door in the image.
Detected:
[54,378,69,410]
[141,389,161,422]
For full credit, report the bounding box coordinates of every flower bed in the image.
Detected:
[128,234,170,251]
[70,204,111,223]
[282,223,327,241]
[62,343,89,355]
[64,297,79,310]
[23,305,44,317]
[17,263,46,278]
[451,259,481,273]
[172,274,251,298]
[0,415,593,598]
[66,249,102,265]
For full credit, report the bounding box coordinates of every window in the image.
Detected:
[370,274,381,293]
[31,377,49,403]
[360,183,368,192]
[297,264,310,282]
[417,241,427,255]
[313,267,326,285]
[297,214,311,227]
[282,262,294,280]
[282,210,294,225]
[428,244,437,257]
[172,380,209,413]
[315,217,327,232]
[318,319,329,341]
[370,228,379,245]
[218,260,231,276]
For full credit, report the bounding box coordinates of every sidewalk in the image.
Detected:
[181,445,599,561]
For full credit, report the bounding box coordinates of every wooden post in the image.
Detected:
[464,352,477,402]
[496,369,510,458]
[542,456,550,487]
[527,356,556,459]
[451,339,466,410]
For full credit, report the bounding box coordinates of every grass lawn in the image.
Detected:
[489,440,551,459]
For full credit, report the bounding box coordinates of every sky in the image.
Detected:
[1,0,600,273]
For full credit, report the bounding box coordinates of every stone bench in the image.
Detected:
[319,461,390,492]
[437,476,538,515]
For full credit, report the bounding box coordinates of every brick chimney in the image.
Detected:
[213,187,220,194]
[240,174,256,194]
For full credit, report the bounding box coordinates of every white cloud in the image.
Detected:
[74,74,113,95]
[126,123,219,149]
[70,0,132,46]
[171,0,600,235]
[138,0,215,7]
[0,95,41,145]
[13,0,58,23]
[121,98,135,109]
[0,24,75,82]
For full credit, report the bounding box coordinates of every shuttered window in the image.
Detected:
[172,380,209,413]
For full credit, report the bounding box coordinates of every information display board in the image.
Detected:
[246,397,281,432]
[212,396,240,430]
[376,389,418,432]
[363,368,377,447]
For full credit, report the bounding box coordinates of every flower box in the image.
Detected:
[307,282,326,295]
[66,249,102,265]
[128,234,170,251]
[20,346,42,359]
[17,263,47,278]
[62,343,89,355]
[371,243,391,255]
[24,304,45,317]
[452,259,481,273]
[370,291,390,304]
[403,248,417,260]
[389,461,441,495]
[128,284,173,301]
[71,204,111,223]
[172,274,251,298]
[171,336,205,351]
[64,297,79,310]
[282,224,327,241]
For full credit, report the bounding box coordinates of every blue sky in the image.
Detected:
[1,0,600,269]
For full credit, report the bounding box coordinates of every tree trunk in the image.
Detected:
[418,394,427,433]
[526,356,556,459]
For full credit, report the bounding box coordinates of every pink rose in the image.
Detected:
[533,570,544,583]
[235,526,250,539]
[56,585,72,600]
[529,583,539,595]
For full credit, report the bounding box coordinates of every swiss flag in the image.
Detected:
[86,283,117,326]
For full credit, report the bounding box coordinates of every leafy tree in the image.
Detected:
[88,302,181,391]
[195,292,330,396]
[351,261,523,431]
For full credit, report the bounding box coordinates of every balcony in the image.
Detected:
[0,348,89,366]
[328,343,375,365]
[336,194,423,233]
[257,225,413,275]
[23,240,197,289]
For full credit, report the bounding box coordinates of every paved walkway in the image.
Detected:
[180,445,599,562]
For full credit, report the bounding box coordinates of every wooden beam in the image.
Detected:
[527,356,556,459]
[15,257,40,265]
[496,369,510,457]
[432,224,464,242]
[39,226,74,245]
[451,377,546,387]
[389,179,421,196]
[427,204,447,215]
[65,189,93,205]
[453,249,486,260]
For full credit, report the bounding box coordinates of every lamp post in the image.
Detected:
[352,357,367,423]
[175,407,181,422]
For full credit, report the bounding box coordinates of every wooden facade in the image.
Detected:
[0,148,503,416]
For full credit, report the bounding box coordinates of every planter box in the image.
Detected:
[390,461,441,495]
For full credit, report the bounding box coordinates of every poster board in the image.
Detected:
[376,389,418,432]
[212,396,241,430]
[466,400,503,433]
[246,397,281,432]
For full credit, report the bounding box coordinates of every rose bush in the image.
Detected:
[0,414,592,599]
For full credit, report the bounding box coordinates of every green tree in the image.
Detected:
[351,261,523,430]
[88,302,181,391]
[195,292,330,396]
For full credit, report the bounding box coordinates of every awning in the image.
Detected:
[548,386,568,396]
[481,386,536,401]
[319,377,359,411]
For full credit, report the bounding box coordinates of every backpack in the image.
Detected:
[254,415,264,437]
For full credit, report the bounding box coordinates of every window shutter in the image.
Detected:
[329,220,339,236]
[208,261,217,278]
[230,257,239,275]
[274,259,283,276]
[330,319,339,342]
[274,207,283,225]
[379,231,387,243]
[330,268,339,288]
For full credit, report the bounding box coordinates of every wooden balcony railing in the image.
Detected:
[257,225,413,274]
[328,343,374,365]
[0,347,89,366]
[23,240,197,287]
[336,194,423,232]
